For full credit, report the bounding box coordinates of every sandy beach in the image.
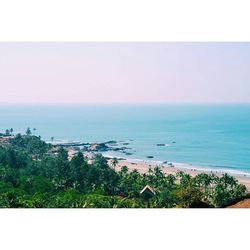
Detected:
[108,158,250,191]
[67,148,250,191]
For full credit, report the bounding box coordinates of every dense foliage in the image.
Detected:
[0,134,247,208]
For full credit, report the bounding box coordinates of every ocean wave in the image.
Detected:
[101,152,250,177]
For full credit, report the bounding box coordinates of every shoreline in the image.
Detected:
[103,152,250,176]
[103,155,250,191]
[65,141,250,191]
[52,139,250,179]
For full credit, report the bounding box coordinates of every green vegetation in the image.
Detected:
[26,127,32,136]
[0,132,247,208]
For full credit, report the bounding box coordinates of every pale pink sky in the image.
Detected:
[0,42,250,103]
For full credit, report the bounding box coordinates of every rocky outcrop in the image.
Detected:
[89,143,108,151]
[58,140,132,154]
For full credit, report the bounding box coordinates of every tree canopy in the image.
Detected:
[0,133,247,208]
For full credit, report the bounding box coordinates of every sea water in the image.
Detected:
[0,104,250,174]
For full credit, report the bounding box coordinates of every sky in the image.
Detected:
[0,42,250,104]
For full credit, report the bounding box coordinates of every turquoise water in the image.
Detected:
[0,104,250,174]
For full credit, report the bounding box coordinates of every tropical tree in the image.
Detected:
[111,157,118,170]
[119,165,128,176]
[177,171,192,187]
[165,174,176,187]
[26,127,32,136]
[69,152,89,192]
[153,166,165,186]
[156,188,176,208]
[0,131,248,208]
[174,185,203,208]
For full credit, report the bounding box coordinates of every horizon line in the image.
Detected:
[0,101,250,105]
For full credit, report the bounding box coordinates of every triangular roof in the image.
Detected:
[140,185,156,195]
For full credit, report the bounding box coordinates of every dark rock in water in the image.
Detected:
[104,141,118,147]
[157,143,166,146]
[120,146,130,150]
[105,140,118,146]
[163,161,168,164]
[172,141,176,143]
[112,146,129,151]
[125,152,133,155]
[105,140,117,144]
[89,143,108,151]
[147,156,154,159]
[122,142,129,145]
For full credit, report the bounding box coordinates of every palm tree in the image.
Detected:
[120,165,128,174]
[220,173,237,189]
[33,128,37,135]
[177,171,192,187]
[153,166,165,186]
[111,157,118,171]
[10,128,13,135]
[51,136,54,142]
[165,174,176,187]
[195,173,212,191]
[26,127,32,136]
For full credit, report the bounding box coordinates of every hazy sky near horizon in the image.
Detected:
[0,42,250,104]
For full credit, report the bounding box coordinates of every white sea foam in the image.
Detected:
[101,152,250,178]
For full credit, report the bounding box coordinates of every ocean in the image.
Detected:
[0,104,250,174]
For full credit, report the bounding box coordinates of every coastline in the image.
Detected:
[104,155,250,191]
[62,140,250,192]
